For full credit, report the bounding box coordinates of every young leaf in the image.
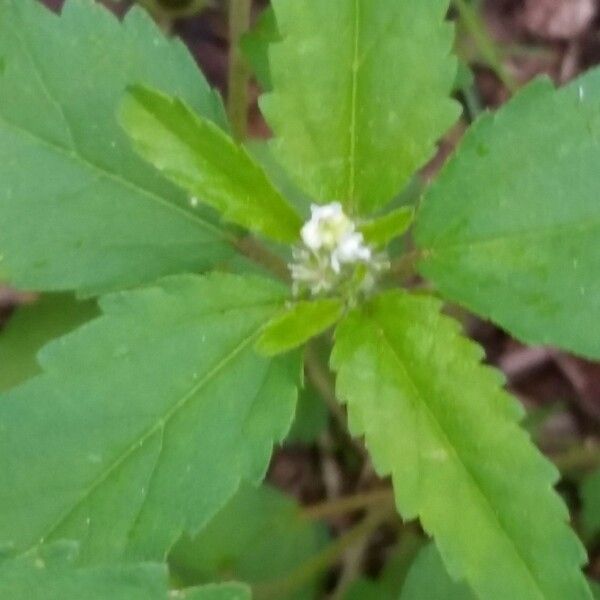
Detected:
[415,72,600,359]
[120,86,302,244]
[240,6,279,92]
[0,0,232,295]
[256,298,344,356]
[359,206,414,248]
[0,294,98,393]
[170,483,327,599]
[0,274,300,564]
[331,291,590,600]
[261,0,460,215]
[399,543,475,600]
[0,542,251,600]
[581,469,600,541]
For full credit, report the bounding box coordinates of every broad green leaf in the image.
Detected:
[170,483,327,600]
[0,0,232,295]
[331,291,590,599]
[0,294,98,392]
[400,543,475,600]
[120,86,302,244]
[256,298,344,356]
[360,207,414,248]
[241,6,278,91]
[582,469,600,540]
[0,274,300,564]
[0,541,251,599]
[591,580,600,599]
[0,541,165,599]
[415,72,600,359]
[261,0,460,215]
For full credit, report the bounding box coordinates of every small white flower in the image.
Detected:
[332,232,372,272]
[301,202,354,251]
[290,202,387,297]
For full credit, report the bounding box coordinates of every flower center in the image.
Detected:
[290,202,388,298]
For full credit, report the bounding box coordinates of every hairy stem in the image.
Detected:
[227,0,252,140]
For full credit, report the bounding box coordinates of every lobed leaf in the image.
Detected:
[256,298,344,356]
[120,85,302,244]
[0,0,232,295]
[399,543,475,600]
[0,294,97,393]
[332,291,590,599]
[415,71,600,359]
[0,541,250,599]
[261,0,460,215]
[0,274,300,564]
[170,483,327,600]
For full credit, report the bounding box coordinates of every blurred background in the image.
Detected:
[2,0,600,596]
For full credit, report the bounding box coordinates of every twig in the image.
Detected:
[227,0,252,140]
[302,487,394,521]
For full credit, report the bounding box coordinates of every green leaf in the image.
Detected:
[344,537,423,600]
[359,207,414,248]
[0,542,251,600]
[0,274,300,564]
[415,72,600,359]
[581,469,600,540]
[0,294,98,392]
[0,0,232,295]
[331,291,590,600]
[286,379,329,444]
[240,6,278,91]
[256,298,344,356]
[246,141,311,218]
[182,583,251,600]
[170,483,327,600]
[261,0,460,215]
[591,580,600,599]
[0,542,165,599]
[400,543,475,600]
[120,85,302,244]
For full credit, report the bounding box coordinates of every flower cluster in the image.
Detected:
[289,203,388,297]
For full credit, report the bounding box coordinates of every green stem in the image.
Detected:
[304,343,347,428]
[233,236,290,282]
[227,0,252,140]
[452,0,518,93]
[388,249,422,281]
[252,506,395,600]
